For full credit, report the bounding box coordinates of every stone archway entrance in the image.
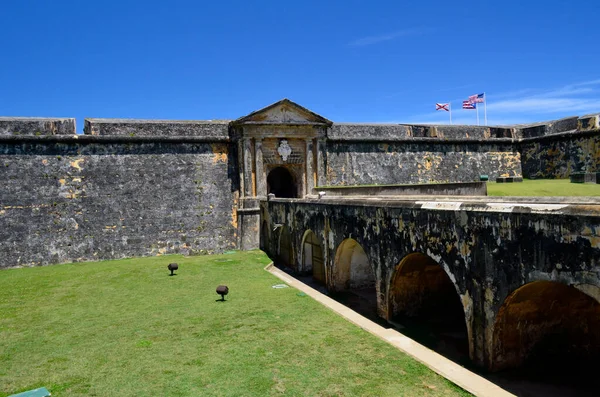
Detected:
[267,167,297,198]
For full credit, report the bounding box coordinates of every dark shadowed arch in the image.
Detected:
[492,280,600,373]
[301,230,325,284]
[277,225,294,269]
[260,220,269,251]
[267,167,297,198]
[388,252,469,361]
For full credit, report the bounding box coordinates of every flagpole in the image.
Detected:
[476,105,480,126]
[484,92,488,125]
[449,103,452,125]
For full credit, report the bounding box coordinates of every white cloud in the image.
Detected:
[399,79,600,126]
[487,79,600,116]
[348,28,429,47]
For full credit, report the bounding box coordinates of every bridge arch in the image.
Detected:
[276,225,295,270]
[300,230,325,284]
[387,252,469,361]
[333,238,375,292]
[491,280,600,373]
[260,220,269,251]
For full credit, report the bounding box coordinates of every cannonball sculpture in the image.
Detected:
[216,285,229,301]
[168,262,178,276]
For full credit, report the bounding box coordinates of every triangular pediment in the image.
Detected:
[233,99,332,126]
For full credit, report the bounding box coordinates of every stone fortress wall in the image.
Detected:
[0,118,239,268]
[0,102,598,269]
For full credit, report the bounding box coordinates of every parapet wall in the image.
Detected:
[328,123,515,140]
[0,117,76,136]
[517,114,600,179]
[84,119,231,138]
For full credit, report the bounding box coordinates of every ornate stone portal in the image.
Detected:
[230,99,332,249]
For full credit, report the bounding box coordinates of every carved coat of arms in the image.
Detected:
[277,140,292,161]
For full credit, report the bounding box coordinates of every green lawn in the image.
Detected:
[0,251,469,397]
[487,179,600,196]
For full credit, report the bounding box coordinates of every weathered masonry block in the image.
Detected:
[570,172,600,184]
[84,118,229,138]
[0,117,76,136]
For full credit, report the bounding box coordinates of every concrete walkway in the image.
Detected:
[265,263,515,397]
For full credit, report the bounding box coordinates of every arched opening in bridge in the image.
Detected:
[267,167,297,198]
[260,220,269,251]
[301,230,325,284]
[492,281,600,383]
[276,225,294,270]
[332,238,377,319]
[388,252,469,363]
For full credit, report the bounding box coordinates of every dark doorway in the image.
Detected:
[388,253,469,364]
[277,226,294,269]
[488,281,600,395]
[267,167,297,198]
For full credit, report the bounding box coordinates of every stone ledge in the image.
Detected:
[265,197,600,216]
[519,128,600,143]
[314,182,487,197]
[0,135,230,143]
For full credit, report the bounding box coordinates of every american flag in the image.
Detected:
[436,103,450,112]
[462,101,476,109]
[469,93,485,104]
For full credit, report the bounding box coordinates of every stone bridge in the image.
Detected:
[260,197,600,372]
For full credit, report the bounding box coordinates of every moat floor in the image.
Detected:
[0,251,469,397]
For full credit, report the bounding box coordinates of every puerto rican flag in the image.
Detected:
[469,93,485,104]
[436,103,450,112]
[462,101,476,109]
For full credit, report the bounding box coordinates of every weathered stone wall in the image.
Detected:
[0,136,238,268]
[326,117,600,186]
[325,140,521,185]
[520,131,600,179]
[0,117,76,136]
[328,124,411,139]
[328,124,514,140]
[84,119,230,138]
[516,116,579,139]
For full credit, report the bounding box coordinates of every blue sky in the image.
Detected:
[2,0,600,131]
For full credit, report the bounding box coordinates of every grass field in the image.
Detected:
[487,179,600,196]
[0,251,469,397]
